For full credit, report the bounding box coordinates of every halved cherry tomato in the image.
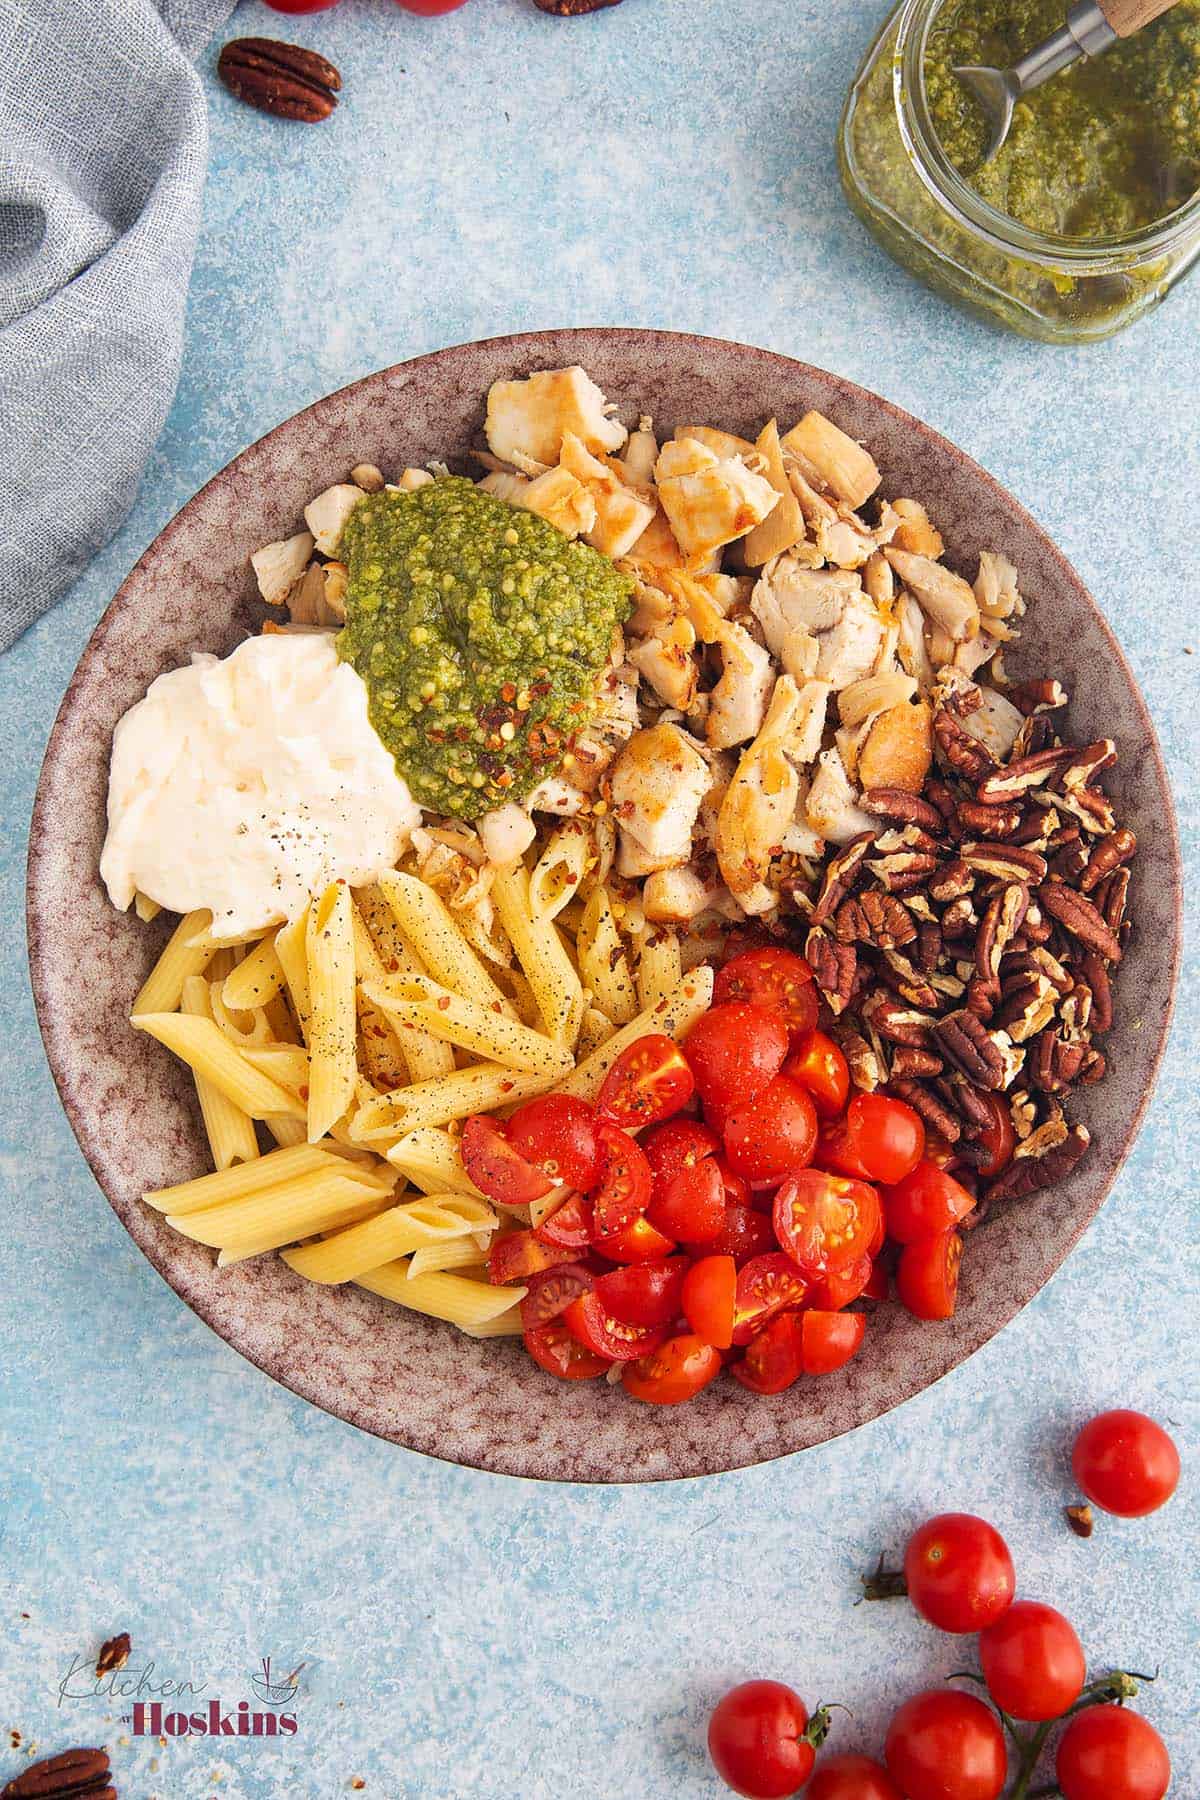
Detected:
[462,1115,553,1207]
[621,1332,722,1404]
[974,1091,1016,1180]
[683,1002,790,1113]
[524,1317,609,1380]
[884,1161,976,1243]
[801,1309,867,1374]
[594,1257,688,1329]
[712,1203,777,1268]
[817,1115,874,1180]
[534,1192,595,1250]
[863,1260,890,1301]
[642,1117,721,1195]
[681,1254,737,1348]
[713,946,819,1037]
[595,1214,676,1263]
[507,1094,600,1191]
[592,1122,653,1242]
[723,1075,818,1189]
[488,1229,578,1286]
[897,1228,963,1320]
[785,1029,850,1117]
[773,1169,881,1278]
[519,1261,594,1330]
[647,1155,726,1245]
[563,1291,667,1363]
[732,1311,807,1393]
[846,1092,926,1184]
[806,1253,873,1311]
[597,1033,695,1130]
[732,1253,810,1345]
[923,1127,959,1169]
[716,1158,751,1209]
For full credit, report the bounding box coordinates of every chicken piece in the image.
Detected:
[974,550,1022,619]
[751,561,861,638]
[962,687,1025,760]
[514,466,597,539]
[564,664,640,793]
[528,776,589,816]
[838,671,918,727]
[621,418,659,487]
[642,867,712,924]
[485,367,627,467]
[627,615,699,712]
[287,560,345,626]
[674,424,760,461]
[858,700,933,793]
[715,676,808,915]
[476,470,530,505]
[708,624,775,751]
[815,590,888,687]
[891,498,944,559]
[885,548,980,643]
[559,432,656,559]
[303,484,365,556]
[792,680,833,764]
[863,550,895,606]
[654,438,780,563]
[611,723,711,877]
[478,803,537,867]
[780,412,881,510]
[395,468,435,491]
[834,718,874,784]
[805,747,876,845]
[742,420,807,568]
[896,592,935,690]
[953,634,1000,679]
[251,530,315,606]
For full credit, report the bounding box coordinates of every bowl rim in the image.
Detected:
[26,327,1183,1482]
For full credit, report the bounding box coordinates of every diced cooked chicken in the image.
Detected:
[863,549,895,606]
[857,700,933,793]
[974,550,1022,619]
[620,418,659,487]
[896,592,935,690]
[752,561,861,638]
[251,530,315,606]
[485,367,627,467]
[780,412,881,509]
[627,615,699,711]
[516,466,597,539]
[815,591,888,687]
[806,747,876,845]
[962,687,1025,760]
[654,438,780,562]
[816,513,882,571]
[708,624,775,751]
[715,676,808,915]
[478,803,537,867]
[303,484,364,556]
[891,498,944,559]
[528,776,589,816]
[287,560,345,626]
[674,424,760,461]
[792,680,833,763]
[835,718,873,784]
[477,469,530,505]
[838,671,918,727]
[642,866,711,924]
[885,548,980,643]
[558,432,656,559]
[396,468,435,492]
[743,420,807,567]
[953,634,1000,679]
[564,663,639,793]
[611,723,711,877]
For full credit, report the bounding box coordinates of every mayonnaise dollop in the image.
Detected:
[100,633,421,934]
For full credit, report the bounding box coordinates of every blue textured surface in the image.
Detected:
[1,0,1197,1794]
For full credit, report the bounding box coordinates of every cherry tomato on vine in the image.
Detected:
[593,1257,687,1329]
[597,1033,695,1130]
[784,1030,850,1117]
[708,1681,826,1798]
[534,1192,594,1250]
[1071,1410,1180,1517]
[507,1093,600,1191]
[647,1155,726,1245]
[1056,1705,1171,1800]
[712,1203,778,1268]
[731,1312,806,1393]
[846,1091,926,1184]
[896,1229,962,1320]
[973,1091,1015,1178]
[591,1122,653,1242]
[884,1689,1006,1800]
[594,1213,676,1263]
[462,1114,553,1207]
[562,1291,665,1364]
[621,1332,721,1404]
[519,1261,594,1331]
[487,1229,577,1286]
[682,1254,737,1349]
[773,1169,881,1279]
[723,1075,818,1189]
[800,1309,866,1374]
[903,1514,1015,1634]
[884,1161,976,1243]
[731,1254,809,1346]
[683,1002,790,1113]
[713,946,819,1037]
[523,1317,608,1380]
[808,1755,903,1800]
[978,1599,1086,1721]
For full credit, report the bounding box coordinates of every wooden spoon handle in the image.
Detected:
[1099,0,1177,36]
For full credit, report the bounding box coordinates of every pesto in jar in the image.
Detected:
[337,478,632,821]
[926,0,1200,236]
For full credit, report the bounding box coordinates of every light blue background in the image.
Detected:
[1,0,1196,1794]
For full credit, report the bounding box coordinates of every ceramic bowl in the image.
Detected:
[27,329,1181,1482]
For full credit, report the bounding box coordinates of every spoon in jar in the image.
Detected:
[953,0,1180,166]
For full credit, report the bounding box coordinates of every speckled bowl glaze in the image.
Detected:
[27,330,1180,1482]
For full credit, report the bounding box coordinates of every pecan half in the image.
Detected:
[958,798,1021,838]
[1057,786,1117,835]
[1038,882,1123,963]
[889,1077,961,1142]
[976,745,1074,803]
[1057,739,1118,791]
[217,38,342,122]
[880,949,940,1011]
[1048,839,1090,883]
[975,882,1029,989]
[810,832,874,928]
[860,788,945,833]
[95,1634,130,1678]
[1078,951,1113,1033]
[1,1749,114,1798]
[1031,1029,1086,1092]
[1010,713,1056,759]
[888,1045,945,1078]
[933,1009,1006,1089]
[929,860,974,903]
[1093,865,1131,933]
[1007,677,1068,715]
[830,1024,882,1092]
[1078,826,1136,894]
[984,1123,1090,1203]
[832,891,917,950]
[805,928,856,1013]
[995,972,1058,1043]
[861,992,935,1045]
[939,896,978,941]
[934,708,997,780]
[916,920,943,974]
[961,842,1048,884]
[940,1076,995,1134]
[868,850,940,893]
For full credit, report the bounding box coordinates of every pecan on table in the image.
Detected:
[94,1635,130,1678]
[1,1748,114,1799]
[217,38,342,122]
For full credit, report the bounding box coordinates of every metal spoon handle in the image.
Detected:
[1010,0,1114,95]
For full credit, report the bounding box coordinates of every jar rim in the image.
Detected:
[893,0,1200,267]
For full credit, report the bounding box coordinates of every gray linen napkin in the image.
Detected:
[0,0,234,650]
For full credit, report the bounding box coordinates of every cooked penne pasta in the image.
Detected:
[352,1063,562,1141]
[132,908,216,1015]
[458,1305,526,1339]
[264,1114,308,1148]
[554,965,715,1103]
[362,974,573,1075]
[356,1262,526,1328]
[576,1004,618,1060]
[216,1193,385,1264]
[282,1190,495,1284]
[576,886,637,1025]
[134,891,161,923]
[180,976,259,1172]
[376,871,514,1019]
[273,907,312,1042]
[407,1237,489,1279]
[348,903,416,1091]
[133,1012,305,1119]
[221,936,286,1011]
[635,925,683,1011]
[385,1127,486,1199]
[306,882,357,1141]
[491,859,583,1047]
[528,822,589,921]
[354,887,456,1081]
[168,1165,397,1252]
[144,1141,357,1214]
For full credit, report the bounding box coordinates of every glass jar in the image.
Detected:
[838,0,1200,342]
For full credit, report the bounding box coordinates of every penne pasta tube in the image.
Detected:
[264,1114,309,1149]
[355,887,456,1082]
[306,882,358,1142]
[168,1167,396,1252]
[222,937,286,1011]
[133,1013,305,1120]
[490,859,583,1047]
[349,903,416,1091]
[458,1305,526,1338]
[376,871,514,1019]
[132,908,216,1015]
[528,822,589,921]
[576,1004,617,1060]
[273,907,312,1042]
[576,886,637,1025]
[385,1127,486,1200]
[555,965,715,1103]
[184,919,271,952]
[281,1191,496,1284]
[144,1141,352,1214]
[351,1064,561,1141]
[407,1238,489,1280]
[216,1194,386,1264]
[356,1262,527,1327]
[362,975,573,1076]
[635,925,683,1012]
[180,976,259,1172]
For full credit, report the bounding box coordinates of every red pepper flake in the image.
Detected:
[437,996,451,1011]
[299,1084,310,1100]
[500,1081,515,1094]
[388,958,399,972]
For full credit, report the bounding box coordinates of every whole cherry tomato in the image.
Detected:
[785,1030,850,1117]
[1056,1705,1171,1800]
[388,0,471,13]
[523,1317,608,1380]
[594,1257,687,1328]
[684,1002,790,1113]
[896,1229,962,1320]
[708,1681,823,1798]
[642,1117,721,1194]
[647,1155,726,1245]
[712,1203,778,1268]
[846,1092,926,1184]
[621,1332,722,1404]
[884,1162,976,1243]
[562,1291,665,1364]
[519,1261,594,1330]
[903,1514,1015,1634]
[884,1689,1006,1800]
[773,1169,881,1279]
[1071,1410,1180,1517]
[682,1254,737,1348]
[732,1254,809,1345]
[978,1600,1086,1721]
[731,1312,807,1393]
[462,1115,552,1207]
[973,1091,1015,1178]
[594,1214,676,1263]
[534,1192,594,1250]
[591,1122,653,1242]
[723,1075,819,1189]
[713,946,819,1037]
[597,1033,695,1130]
[800,1309,866,1374]
[487,1229,577,1285]
[507,1094,599,1190]
[808,1754,903,1800]
[263,0,341,12]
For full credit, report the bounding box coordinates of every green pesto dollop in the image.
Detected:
[926,0,1200,237]
[336,477,633,821]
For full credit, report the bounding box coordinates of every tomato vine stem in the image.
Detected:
[857,1553,907,1602]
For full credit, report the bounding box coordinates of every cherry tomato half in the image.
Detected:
[534,1192,594,1250]
[713,946,819,1037]
[642,1117,721,1193]
[817,1115,874,1180]
[903,1514,1015,1634]
[784,1030,850,1117]
[884,1161,976,1243]
[723,1075,819,1190]
[732,1312,806,1394]
[773,1170,881,1279]
[885,1689,1006,1800]
[800,1309,866,1375]
[519,1261,594,1330]
[591,1122,653,1242]
[1056,1705,1171,1800]
[712,1203,777,1268]
[462,1115,552,1207]
[978,1600,1086,1722]
[732,1253,809,1346]
[563,1291,665,1364]
[594,1257,687,1329]
[595,1214,676,1263]
[683,1002,790,1113]
[808,1755,903,1800]
[622,1332,722,1405]
[974,1091,1015,1179]
[896,1229,962,1321]
[708,1680,819,1798]
[682,1254,737,1348]
[846,1092,926,1184]
[487,1229,577,1286]
[1071,1410,1181,1517]
[597,1033,695,1130]
[805,1254,873,1311]
[647,1155,726,1245]
[507,1094,600,1191]
[523,1317,608,1380]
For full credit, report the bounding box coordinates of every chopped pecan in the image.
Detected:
[832,891,917,950]
[1078,951,1113,1032]
[860,788,945,833]
[1010,803,1062,849]
[888,1044,945,1078]
[929,860,974,903]
[1038,882,1122,963]
[995,973,1058,1043]
[889,1077,961,1143]
[983,1122,1090,1204]
[1007,677,1068,715]
[810,832,874,928]
[1056,738,1117,791]
[1064,1503,1095,1538]
[805,928,856,1013]
[961,842,1048,884]
[1010,713,1056,759]
[958,798,1021,837]
[916,920,943,974]
[975,882,1029,989]
[217,37,342,122]
[940,897,979,943]
[1093,865,1131,933]
[965,976,996,1019]
[95,1634,130,1678]
[0,1748,114,1798]
[1079,1047,1107,1083]
[1048,838,1090,883]
[1059,981,1093,1042]
[925,778,961,823]
[861,991,935,1045]
[1031,1029,1086,1092]
[976,745,1074,803]
[831,1024,882,1092]
[868,850,940,893]
[933,1009,1007,1089]
[1057,786,1116,835]
[938,1076,995,1135]
[934,708,997,780]
[1022,905,1053,946]
[1078,826,1136,894]
[880,949,940,1011]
